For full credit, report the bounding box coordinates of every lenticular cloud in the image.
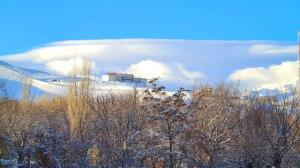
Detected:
[1,39,297,88]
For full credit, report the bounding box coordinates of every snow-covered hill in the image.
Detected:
[0,60,295,100]
[0,60,144,98]
[0,60,68,97]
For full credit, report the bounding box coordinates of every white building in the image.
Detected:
[102,72,148,87]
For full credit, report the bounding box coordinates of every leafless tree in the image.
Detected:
[67,59,92,141]
[255,93,300,168]
[1,77,300,167]
[183,83,241,168]
[88,89,145,167]
[142,79,193,168]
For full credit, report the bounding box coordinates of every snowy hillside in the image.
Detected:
[0,60,294,100]
[0,60,145,98]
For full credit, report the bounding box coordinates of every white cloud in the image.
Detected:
[126,60,172,80]
[46,57,98,75]
[126,60,204,82]
[0,39,297,87]
[229,61,297,89]
[1,39,174,63]
[175,64,204,81]
[249,44,297,55]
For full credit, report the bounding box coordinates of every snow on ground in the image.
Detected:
[0,60,148,98]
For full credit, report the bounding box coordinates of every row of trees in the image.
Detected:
[1,65,300,167]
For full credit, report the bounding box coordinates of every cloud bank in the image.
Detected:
[229,61,297,89]
[126,60,204,82]
[249,44,297,55]
[46,57,98,75]
[1,39,298,89]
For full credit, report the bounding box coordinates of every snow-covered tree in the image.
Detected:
[142,79,193,168]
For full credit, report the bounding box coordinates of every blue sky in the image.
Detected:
[1,0,299,54]
[0,0,300,89]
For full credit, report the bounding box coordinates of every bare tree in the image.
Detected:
[256,93,300,168]
[184,83,241,167]
[67,59,92,141]
[142,79,193,168]
[1,73,300,167]
[87,89,145,167]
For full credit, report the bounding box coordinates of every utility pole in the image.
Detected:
[298,31,300,93]
[298,31,300,96]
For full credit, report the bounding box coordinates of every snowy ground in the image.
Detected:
[0,60,148,98]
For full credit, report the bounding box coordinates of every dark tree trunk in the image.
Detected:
[168,123,174,168]
[272,153,282,168]
[169,136,174,168]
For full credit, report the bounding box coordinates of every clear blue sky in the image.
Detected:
[0,0,299,55]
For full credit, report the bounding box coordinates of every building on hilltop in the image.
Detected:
[102,72,148,87]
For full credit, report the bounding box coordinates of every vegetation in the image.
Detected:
[1,70,300,167]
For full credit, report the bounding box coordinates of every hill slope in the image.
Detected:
[0,61,144,98]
